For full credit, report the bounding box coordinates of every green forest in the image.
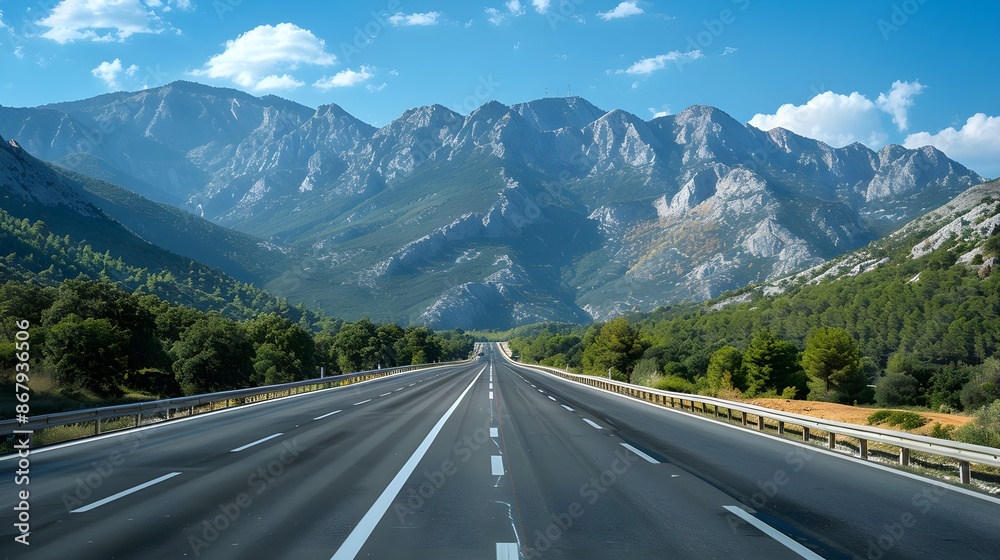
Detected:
[0,279,473,414]
[509,230,1000,448]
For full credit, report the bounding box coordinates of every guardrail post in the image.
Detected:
[95,418,101,435]
[741,412,748,427]
[778,421,784,435]
[803,427,810,442]
[713,405,719,419]
[859,439,868,460]
[757,416,765,431]
[899,448,910,466]
[190,405,194,416]
[827,432,836,449]
[135,413,141,427]
[959,461,971,484]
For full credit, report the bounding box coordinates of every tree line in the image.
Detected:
[0,279,473,410]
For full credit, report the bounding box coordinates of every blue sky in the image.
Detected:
[1,0,999,177]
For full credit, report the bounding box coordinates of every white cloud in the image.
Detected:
[876,80,925,132]
[254,74,303,91]
[648,104,670,119]
[193,23,335,91]
[14,46,26,59]
[620,50,703,75]
[314,66,374,90]
[125,63,139,76]
[722,46,738,56]
[37,0,165,43]
[906,114,1000,178]
[749,91,888,147]
[598,2,644,20]
[388,12,441,26]
[532,0,552,13]
[0,9,10,31]
[506,0,526,16]
[366,82,388,93]
[92,58,124,89]
[485,7,505,25]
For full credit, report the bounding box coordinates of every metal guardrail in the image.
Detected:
[1,360,464,441]
[497,343,1000,484]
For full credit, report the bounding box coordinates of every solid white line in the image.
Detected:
[547,396,557,402]
[582,418,603,430]
[723,506,824,559]
[353,399,371,406]
[0,363,466,462]
[490,427,499,438]
[330,371,483,559]
[230,433,284,452]
[620,443,659,464]
[491,455,505,476]
[496,542,518,559]
[379,392,392,397]
[314,410,342,420]
[71,472,182,513]
[561,405,575,412]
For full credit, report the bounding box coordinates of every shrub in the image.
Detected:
[867,410,928,430]
[652,375,697,393]
[953,400,1000,448]
[875,372,920,406]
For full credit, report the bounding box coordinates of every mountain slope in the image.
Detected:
[0,84,985,328]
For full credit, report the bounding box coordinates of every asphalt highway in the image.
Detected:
[1,343,997,559]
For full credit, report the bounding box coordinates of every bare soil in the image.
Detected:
[741,398,973,436]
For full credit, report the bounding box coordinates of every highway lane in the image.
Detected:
[4,341,998,559]
[494,344,1000,559]
[0,360,486,559]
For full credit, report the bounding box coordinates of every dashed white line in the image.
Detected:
[538,389,544,393]
[723,506,825,559]
[620,443,659,464]
[71,472,182,513]
[394,388,404,392]
[491,455,505,476]
[496,542,519,559]
[230,433,284,452]
[489,383,494,389]
[582,418,603,430]
[354,399,372,406]
[490,427,499,438]
[314,410,342,420]
[547,396,557,402]
[379,392,392,397]
[409,383,416,387]
[489,391,494,400]
[561,405,575,412]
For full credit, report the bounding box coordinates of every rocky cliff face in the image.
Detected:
[0,83,985,328]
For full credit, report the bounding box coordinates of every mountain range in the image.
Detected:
[0,82,985,329]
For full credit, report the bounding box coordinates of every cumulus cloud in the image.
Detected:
[876,80,925,132]
[506,0,526,16]
[92,58,124,89]
[37,0,168,43]
[193,23,335,92]
[388,12,441,26]
[532,0,552,13]
[314,66,374,90]
[906,114,1000,178]
[598,2,644,20]
[486,2,527,26]
[620,50,703,75]
[0,9,10,31]
[749,91,888,147]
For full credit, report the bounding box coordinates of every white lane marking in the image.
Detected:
[331,370,484,559]
[379,392,392,397]
[409,383,416,387]
[620,443,659,464]
[230,433,284,452]
[490,427,499,438]
[0,363,465,462]
[394,388,404,392]
[582,418,603,430]
[491,455,505,476]
[489,383,494,389]
[71,472,182,513]
[723,506,825,559]
[489,391,494,400]
[538,389,544,393]
[353,399,372,406]
[547,396,557,402]
[561,405,575,412]
[496,542,518,559]
[314,410,342,420]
